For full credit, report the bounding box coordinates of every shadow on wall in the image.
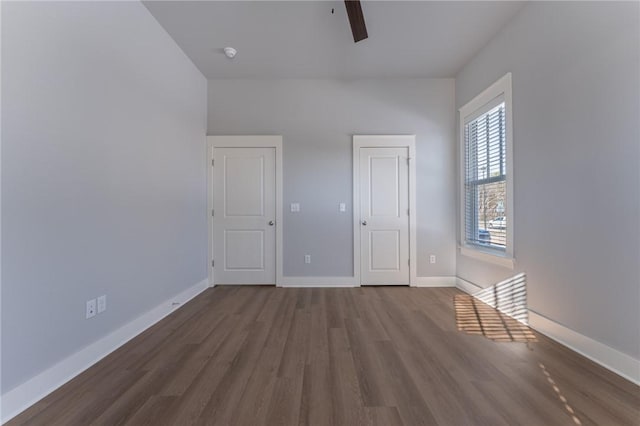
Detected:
[454,273,534,343]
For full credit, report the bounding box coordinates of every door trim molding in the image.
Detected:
[353,135,417,287]
[207,136,283,287]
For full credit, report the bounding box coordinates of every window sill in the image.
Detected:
[460,245,515,269]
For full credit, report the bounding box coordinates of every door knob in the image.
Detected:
[361,220,367,226]
[269,221,275,226]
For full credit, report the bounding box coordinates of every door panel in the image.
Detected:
[370,230,400,270]
[224,156,264,216]
[224,230,264,270]
[214,147,275,284]
[360,147,409,285]
[370,157,400,217]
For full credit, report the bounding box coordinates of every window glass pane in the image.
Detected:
[478,180,506,248]
[464,102,507,252]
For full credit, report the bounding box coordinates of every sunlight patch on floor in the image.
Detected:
[454,294,536,342]
[539,362,582,425]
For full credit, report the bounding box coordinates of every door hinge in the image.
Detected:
[407,209,410,216]
[407,157,411,165]
[211,159,215,167]
[211,260,215,268]
[211,209,215,217]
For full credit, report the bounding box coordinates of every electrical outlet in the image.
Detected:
[430,255,436,264]
[86,299,97,319]
[339,203,346,212]
[97,295,107,314]
[304,255,311,264]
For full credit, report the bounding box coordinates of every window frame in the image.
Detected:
[459,73,514,269]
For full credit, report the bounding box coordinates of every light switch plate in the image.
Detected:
[97,295,107,313]
[290,203,300,212]
[339,203,346,212]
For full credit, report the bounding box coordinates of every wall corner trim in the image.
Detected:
[0,278,209,424]
[454,276,640,385]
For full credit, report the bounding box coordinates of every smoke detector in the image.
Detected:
[223,47,237,59]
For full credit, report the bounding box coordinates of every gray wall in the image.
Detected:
[208,79,456,277]
[1,2,207,392]
[455,2,640,359]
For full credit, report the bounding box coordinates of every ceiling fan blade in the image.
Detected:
[344,0,368,43]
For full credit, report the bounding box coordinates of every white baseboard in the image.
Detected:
[0,278,209,424]
[280,276,458,288]
[528,310,640,385]
[455,276,484,294]
[414,276,457,287]
[454,276,640,385]
[280,276,358,287]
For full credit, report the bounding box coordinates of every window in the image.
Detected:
[459,73,513,267]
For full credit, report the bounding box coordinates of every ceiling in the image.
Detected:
[144,1,526,79]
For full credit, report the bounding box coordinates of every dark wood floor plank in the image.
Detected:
[328,327,368,426]
[21,367,148,426]
[352,290,391,341]
[364,406,404,426]
[121,395,178,426]
[298,290,333,426]
[160,324,250,425]
[277,301,311,379]
[7,287,640,426]
[196,288,298,425]
[194,322,269,425]
[298,361,333,426]
[344,318,391,407]
[229,289,294,426]
[374,340,438,425]
[325,289,346,329]
[264,376,304,426]
[90,346,193,426]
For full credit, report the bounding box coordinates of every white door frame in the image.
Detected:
[207,135,283,287]
[353,135,417,287]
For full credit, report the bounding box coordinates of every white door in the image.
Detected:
[213,147,276,284]
[359,147,410,285]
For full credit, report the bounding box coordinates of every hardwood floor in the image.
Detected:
[8,286,640,426]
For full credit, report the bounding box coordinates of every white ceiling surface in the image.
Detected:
[144,1,526,79]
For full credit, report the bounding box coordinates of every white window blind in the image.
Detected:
[464,100,507,251]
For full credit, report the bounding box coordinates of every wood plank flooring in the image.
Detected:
[8,286,640,426]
